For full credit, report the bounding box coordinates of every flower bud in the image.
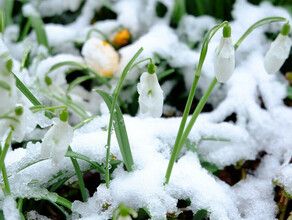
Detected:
[41,118,73,165]
[82,37,119,77]
[264,23,292,74]
[137,72,164,117]
[214,25,235,83]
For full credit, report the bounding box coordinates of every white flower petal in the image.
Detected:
[41,119,73,165]
[137,72,164,117]
[214,37,235,83]
[264,33,292,74]
[82,37,119,77]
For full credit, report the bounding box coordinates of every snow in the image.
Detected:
[1,0,292,219]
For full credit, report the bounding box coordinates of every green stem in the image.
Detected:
[0,127,13,174]
[164,21,228,185]
[86,28,110,42]
[177,77,217,153]
[234,17,287,50]
[105,47,143,188]
[4,0,13,27]
[1,162,11,196]
[67,147,88,202]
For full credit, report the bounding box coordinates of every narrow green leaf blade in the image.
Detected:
[28,15,49,48]
[65,151,105,174]
[95,89,134,172]
[287,86,292,99]
[66,75,95,94]
[193,209,208,220]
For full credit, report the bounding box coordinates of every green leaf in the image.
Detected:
[287,86,292,99]
[13,72,42,106]
[26,9,49,49]
[48,61,111,88]
[95,89,134,172]
[193,209,208,220]
[157,69,175,81]
[4,0,14,27]
[65,150,105,174]
[20,47,31,71]
[0,9,4,35]
[171,0,186,27]
[66,75,96,94]
[0,80,11,91]
[200,161,219,174]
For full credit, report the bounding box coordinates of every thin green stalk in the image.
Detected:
[41,91,89,120]
[67,146,88,202]
[1,160,11,196]
[195,0,204,16]
[17,198,25,220]
[4,0,14,27]
[177,77,217,153]
[86,28,110,42]
[13,72,41,106]
[164,21,228,185]
[18,20,31,41]
[49,200,70,219]
[0,127,13,173]
[0,9,4,35]
[234,17,287,50]
[105,47,143,188]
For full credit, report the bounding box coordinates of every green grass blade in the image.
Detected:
[193,209,208,220]
[0,80,11,91]
[95,89,134,172]
[20,47,31,71]
[0,9,4,34]
[65,150,105,174]
[287,86,292,99]
[27,13,49,48]
[13,72,42,106]
[4,0,14,27]
[48,61,111,88]
[66,75,95,94]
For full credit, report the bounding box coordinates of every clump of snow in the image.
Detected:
[2,196,21,220]
[22,4,40,17]
[275,164,292,196]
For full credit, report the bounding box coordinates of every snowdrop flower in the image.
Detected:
[41,110,73,165]
[112,202,138,220]
[82,37,119,77]
[137,63,164,117]
[0,36,17,115]
[264,23,292,74]
[214,24,235,83]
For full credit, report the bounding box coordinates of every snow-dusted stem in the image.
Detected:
[164,21,228,185]
[234,16,287,50]
[105,47,144,188]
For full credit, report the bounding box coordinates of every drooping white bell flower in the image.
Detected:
[214,25,235,83]
[137,64,164,117]
[0,36,17,115]
[41,116,73,166]
[264,23,292,74]
[81,37,119,77]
